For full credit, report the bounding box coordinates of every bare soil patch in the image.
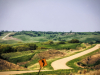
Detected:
[0,59,28,71]
[6,36,21,41]
[38,49,66,59]
[17,61,30,66]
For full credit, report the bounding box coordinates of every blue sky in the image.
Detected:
[0,0,100,32]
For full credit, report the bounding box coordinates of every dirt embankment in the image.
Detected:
[38,49,66,59]
[17,50,65,67]
[77,49,100,69]
[0,59,28,71]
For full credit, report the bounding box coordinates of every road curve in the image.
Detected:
[51,44,100,70]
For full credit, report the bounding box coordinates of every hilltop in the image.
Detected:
[0,31,100,44]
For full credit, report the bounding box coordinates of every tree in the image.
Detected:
[70,30,72,33]
[68,39,79,43]
[47,40,54,45]
[25,43,38,50]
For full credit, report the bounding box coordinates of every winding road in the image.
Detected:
[0,34,100,75]
[51,44,100,70]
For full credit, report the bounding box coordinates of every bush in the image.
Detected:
[58,41,65,44]
[25,43,38,50]
[42,40,54,45]
[47,40,54,45]
[0,44,13,53]
[37,47,47,49]
[81,43,86,48]
[68,39,79,43]
[16,45,30,52]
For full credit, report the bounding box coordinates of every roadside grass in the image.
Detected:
[28,44,96,70]
[15,69,71,75]
[44,44,96,70]
[15,68,89,75]
[14,44,97,75]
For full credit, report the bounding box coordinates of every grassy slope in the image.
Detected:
[15,44,96,75]
[0,32,18,44]
[11,31,100,43]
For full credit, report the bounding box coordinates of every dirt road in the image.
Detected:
[51,44,100,70]
[2,33,11,40]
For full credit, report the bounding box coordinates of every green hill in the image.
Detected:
[9,31,100,44]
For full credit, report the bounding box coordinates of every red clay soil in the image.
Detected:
[0,59,27,71]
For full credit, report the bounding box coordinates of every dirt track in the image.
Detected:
[0,44,100,75]
[51,44,100,70]
[2,33,11,40]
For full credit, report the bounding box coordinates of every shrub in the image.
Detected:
[37,47,47,49]
[25,43,38,50]
[0,44,13,53]
[16,45,29,52]
[47,40,54,45]
[68,39,79,43]
[58,41,65,44]
[81,43,86,48]
[42,40,54,45]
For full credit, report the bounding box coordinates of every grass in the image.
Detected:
[27,44,95,71]
[1,50,39,64]
[14,44,97,75]
[13,35,48,42]
[0,43,97,75]
[0,32,18,44]
[37,43,81,50]
[66,47,100,70]
[9,31,100,43]
[15,69,79,75]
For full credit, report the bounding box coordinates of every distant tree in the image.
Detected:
[47,40,54,45]
[25,43,38,50]
[58,41,65,44]
[68,39,79,43]
[70,30,72,33]
[17,45,29,52]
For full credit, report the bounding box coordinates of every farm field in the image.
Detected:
[0,31,100,75]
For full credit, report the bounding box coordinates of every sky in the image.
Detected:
[0,0,100,32]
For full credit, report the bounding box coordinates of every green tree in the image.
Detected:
[17,45,29,52]
[68,39,79,43]
[47,40,54,45]
[25,43,38,50]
